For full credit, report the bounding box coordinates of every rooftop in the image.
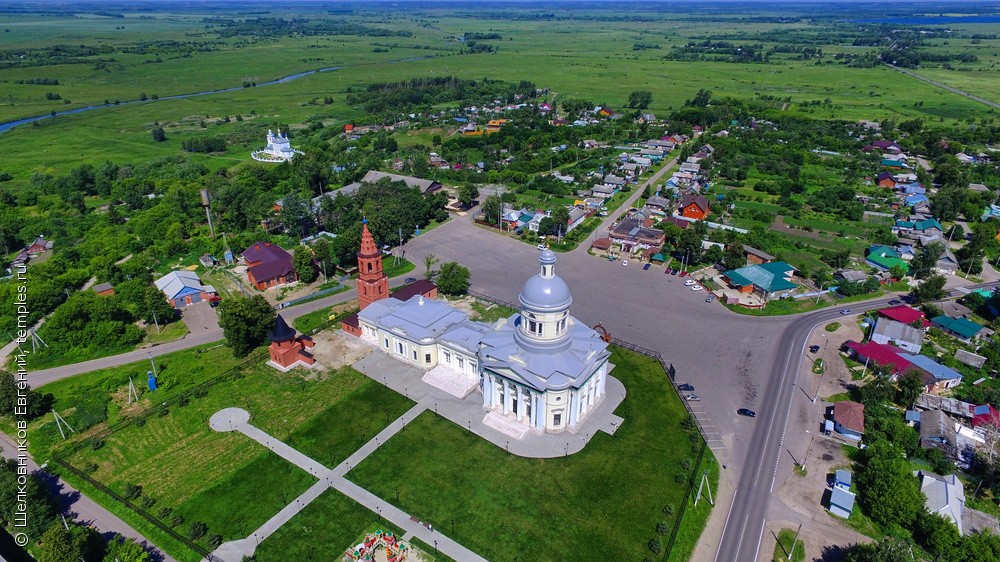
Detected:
[723,261,797,293]
[833,400,866,434]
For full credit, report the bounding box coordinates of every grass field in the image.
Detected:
[771,528,806,562]
[346,347,718,561]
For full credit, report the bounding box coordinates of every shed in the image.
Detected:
[829,486,856,519]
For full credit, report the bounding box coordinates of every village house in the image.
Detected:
[154,270,217,308]
[679,194,710,221]
[742,245,775,265]
[608,217,666,254]
[243,241,297,290]
[917,471,965,534]
[721,261,798,303]
[931,316,989,343]
[870,318,924,354]
[831,401,865,440]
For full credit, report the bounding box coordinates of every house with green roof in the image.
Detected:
[895,218,943,235]
[866,245,910,273]
[931,315,989,342]
[722,261,798,302]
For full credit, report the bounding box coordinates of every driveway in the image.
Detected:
[180,301,220,334]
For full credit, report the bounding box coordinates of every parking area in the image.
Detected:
[181,301,220,334]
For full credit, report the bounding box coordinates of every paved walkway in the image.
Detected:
[206,404,486,562]
[352,345,626,458]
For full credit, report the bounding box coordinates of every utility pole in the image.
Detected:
[150,309,160,333]
[148,351,158,378]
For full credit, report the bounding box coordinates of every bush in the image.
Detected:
[209,534,223,548]
[189,521,208,541]
[156,507,173,519]
[90,438,104,451]
[81,462,98,474]
[648,537,663,555]
[158,407,169,417]
[134,417,146,427]
[656,521,669,535]
[170,514,184,528]
[662,504,675,517]
[124,483,143,500]
[140,495,156,509]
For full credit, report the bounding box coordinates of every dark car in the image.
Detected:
[809,345,821,353]
[404,277,417,283]
[888,299,902,305]
[643,263,651,270]
[671,269,678,275]
[737,408,757,418]
[678,383,694,392]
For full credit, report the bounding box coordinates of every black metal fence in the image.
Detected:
[661,439,709,562]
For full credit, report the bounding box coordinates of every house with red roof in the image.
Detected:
[972,404,1000,429]
[878,305,931,328]
[844,340,913,377]
[832,401,865,440]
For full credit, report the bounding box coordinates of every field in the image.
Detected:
[345,347,719,562]
[2,4,1000,187]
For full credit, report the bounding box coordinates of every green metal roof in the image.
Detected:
[651,253,666,262]
[723,261,798,293]
[932,315,984,339]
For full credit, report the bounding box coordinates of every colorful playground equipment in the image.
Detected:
[344,529,412,562]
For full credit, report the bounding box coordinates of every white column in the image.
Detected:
[517,387,526,422]
[483,375,492,407]
[503,381,512,415]
[535,395,546,430]
[569,392,579,426]
[598,365,607,395]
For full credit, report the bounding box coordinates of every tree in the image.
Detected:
[889,264,908,281]
[0,371,53,420]
[458,183,479,207]
[436,262,470,295]
[912,510,960,556]
[481,195,502,227]
[151,127,166,142]
[218,295,276,357]
[293,249,318,284]
[856,440,923,527]
[723,245,746,270]
[278,192,311,238]
[841,537,915,562]
[0,459,58,539]
[35,523,101,562]
[897,371,924,409]
[424,253,439,280]
[628,90,653,109]
[103,536,150,562]
[911,274,947,304]
[550,207,571,236]
[142,286,178,326]
[910,242,944,280]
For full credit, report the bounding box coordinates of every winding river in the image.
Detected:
[0,56,430,134]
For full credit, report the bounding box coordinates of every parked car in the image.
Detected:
[839,308,852,315]
[888,299,902,305]
[685,394,701,401]
[537,244,547,250]
[404,277,417,284]
[809,345,821,353]
[643,263,651,270]
[684,279,696,286]
[705,296,714,303]
[679,271,688,277]
[737,408,756,418]
[678,384,694,391]
[691,285,703,292]
[622,260,628,267]
[671,269,678,275]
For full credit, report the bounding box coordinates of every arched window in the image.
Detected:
[367,262,372,272]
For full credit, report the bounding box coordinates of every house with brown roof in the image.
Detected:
[742,245,775,265]
[608,217,666,253]
[679,194,710,221]
[832,401,865,440]
[243,241,298,290]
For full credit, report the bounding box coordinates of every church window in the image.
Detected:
[367,262,372,272]
[553,412,562,426]
[384,338,389,349]
[396,341,404,355]
[457,357,464,370]
[425,353,432,363]
[443,350,451,363]
[528,320,537,334]
[412,350,417,360]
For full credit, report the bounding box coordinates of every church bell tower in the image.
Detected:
[356,218,388,310]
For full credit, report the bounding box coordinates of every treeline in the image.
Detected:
[464,32,502,40]
[182,136,227,153]
[666,41,769,63]
[346,76,536,115]
[15,77,59,85]
[462,41,497,54]
[208,17,412,38]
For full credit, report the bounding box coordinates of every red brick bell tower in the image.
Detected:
[356,219,388,311]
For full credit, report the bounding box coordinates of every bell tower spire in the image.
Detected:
[356,218,388,310]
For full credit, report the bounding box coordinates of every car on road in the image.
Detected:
[678,384,694,391]
[737,408,756,418]
[404,277,417,284]
[643,263,651,270]
[685,394,701,401]
[691,285,703,291]
[809,345,821,353]
[888,299,901,305]
[671,269,678,275]
[705,296,714,303]
[839,308,852,315]
[537,244,547,250]
[683,279,696,286]
[679,271,688,277]
[622,260,628,267]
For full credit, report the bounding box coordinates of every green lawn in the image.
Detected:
[383,258,416,279]
[28,348,410,561]
[771,528,806,562]
[726,298,827,317]
[346,347,718,561]
[467,300,517,323]
[143,319,189,345]
[291,307,336,334]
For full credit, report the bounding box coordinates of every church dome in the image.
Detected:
[518,250,572,313]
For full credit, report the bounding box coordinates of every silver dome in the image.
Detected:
[518,252,572,312]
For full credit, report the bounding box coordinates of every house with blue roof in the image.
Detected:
[828,469,856,518]
[902,353,963,392]
[900,183,926,195]
[905,194,929,207]
[721,261,798,303]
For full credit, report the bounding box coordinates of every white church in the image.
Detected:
[251,129,304,162]
[344,223,613,434]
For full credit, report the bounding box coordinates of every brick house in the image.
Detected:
[243,241,298,290]
[679,194,710,221]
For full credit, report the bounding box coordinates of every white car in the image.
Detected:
[537,244,546,250]
[683,279,696,286]
[622,260,629,267]
[690,285,703,291]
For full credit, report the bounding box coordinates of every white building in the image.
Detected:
[357,251,612,434]
[251,129,303,162]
